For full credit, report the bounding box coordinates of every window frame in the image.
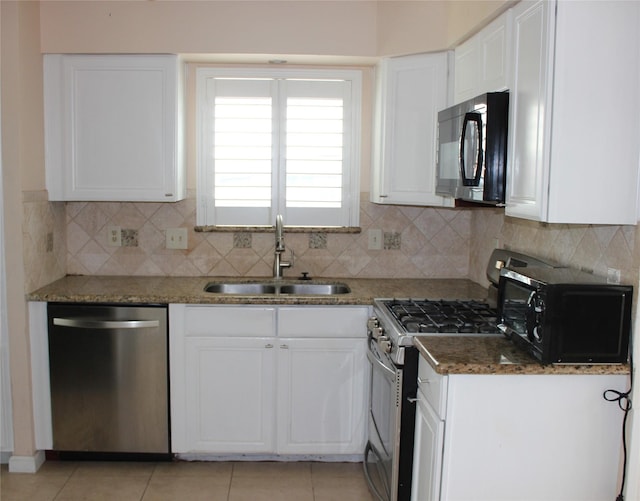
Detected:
[195,66,362,228]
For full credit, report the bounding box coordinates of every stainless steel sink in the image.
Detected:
[203,281,350,296]
[203,282,277,295]
[278,283,351,295]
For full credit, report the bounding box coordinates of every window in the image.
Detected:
[196,67,361,227]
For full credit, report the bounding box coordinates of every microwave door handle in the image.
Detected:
[460,112,484,186]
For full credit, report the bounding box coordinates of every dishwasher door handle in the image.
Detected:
[53,318,160,329]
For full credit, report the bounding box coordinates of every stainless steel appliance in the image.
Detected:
[363,249,555,501]
[498,266,633,364]
[436,92,509,205]
[47,303,170,456]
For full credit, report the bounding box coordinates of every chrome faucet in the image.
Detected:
[273,214,293,279]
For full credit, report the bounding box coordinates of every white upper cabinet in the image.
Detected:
[453,10,512,104]
[371,52,454,207]
[506,0,640,224]
[44,54,185,202]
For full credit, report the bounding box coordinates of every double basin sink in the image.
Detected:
[204,280,351,296]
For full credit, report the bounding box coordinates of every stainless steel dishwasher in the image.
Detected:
[47,303,169,455]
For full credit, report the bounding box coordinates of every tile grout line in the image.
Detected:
[138,462,158,501]
[226,461,235,501]
[51,462,78,501]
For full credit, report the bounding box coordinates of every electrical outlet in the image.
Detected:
[166,228,188,250]
[368,229,382,250]
[107,226,121,247]
[607,267,621,284]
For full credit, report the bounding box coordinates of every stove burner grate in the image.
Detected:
[384,299,500,335]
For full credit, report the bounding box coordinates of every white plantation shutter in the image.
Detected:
[197,68,361,227]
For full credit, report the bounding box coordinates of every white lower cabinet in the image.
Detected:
[184,337,276,453]
[411,358,627,500]
[170,304,369,457]
[410,392,444,501]
[278,337,367,454]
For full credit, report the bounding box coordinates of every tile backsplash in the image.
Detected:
[63,192,472,279]
[469,208,638,288]
[22,191,639,291]
[22,191,66,292]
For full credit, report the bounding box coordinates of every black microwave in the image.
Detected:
[497,266,633,364]
[435,92,508,205]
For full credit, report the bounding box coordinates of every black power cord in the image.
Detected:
[603,354,633,501]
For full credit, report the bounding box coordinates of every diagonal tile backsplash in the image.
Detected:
[63,192,472,279]
[469,208,638,288]
[22,191,638,289]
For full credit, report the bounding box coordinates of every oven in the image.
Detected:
[363,249,557,501]
[364,329,418,501]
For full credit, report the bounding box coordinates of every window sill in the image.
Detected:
[194,225,361,234]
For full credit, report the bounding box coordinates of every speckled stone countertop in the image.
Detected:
[26,275,489,306]
[414,336,630,375]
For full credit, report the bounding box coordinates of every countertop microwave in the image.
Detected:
[497,266,633,364]
[436,92,508,205]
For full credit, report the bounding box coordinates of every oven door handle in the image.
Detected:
[367,346,397,380]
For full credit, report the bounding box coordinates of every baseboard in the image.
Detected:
[174,453,365,462]
[8,450,45,473]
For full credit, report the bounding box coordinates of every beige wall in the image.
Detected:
[40,0,379,57]
[376,1,449,56]
[1,0,42,459]
[445,0,514,46]
[39,0,510,58]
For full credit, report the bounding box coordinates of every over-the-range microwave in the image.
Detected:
[436,92,508,205]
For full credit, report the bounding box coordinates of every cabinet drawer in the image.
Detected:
[184,306,276,337]
[417,358,448,419]
[278,306,369,338]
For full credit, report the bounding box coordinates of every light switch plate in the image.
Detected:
[368,229,382,250]
[166,228,188,250]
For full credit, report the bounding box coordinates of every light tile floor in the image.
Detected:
[1,460,375,501]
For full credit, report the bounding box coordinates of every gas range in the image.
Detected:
[368,249,558,365]
[371,298,500,364]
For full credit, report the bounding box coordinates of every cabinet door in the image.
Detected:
[44,54,185,202]
[411,394,445,501]
[454,11,511,105]
[277,338,368,454]
[371,53,454,207]
[453,37,479,104]
[505,0,553,221]
[183,337,276,453]
[479,11,512,95]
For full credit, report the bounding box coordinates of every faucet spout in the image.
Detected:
[273,214,293,279]
[275,214,285,251]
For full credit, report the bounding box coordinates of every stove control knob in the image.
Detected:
[371,327,384,340]
[378,336,392,353]
[368,317,384,339]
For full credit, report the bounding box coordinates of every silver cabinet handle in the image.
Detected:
[265,344,274,349]
[417,377,434,384]
[53,318,160,329]
[280,344,289,349]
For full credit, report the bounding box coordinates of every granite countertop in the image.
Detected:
[26,275,489,306]
[414,336,630,376]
